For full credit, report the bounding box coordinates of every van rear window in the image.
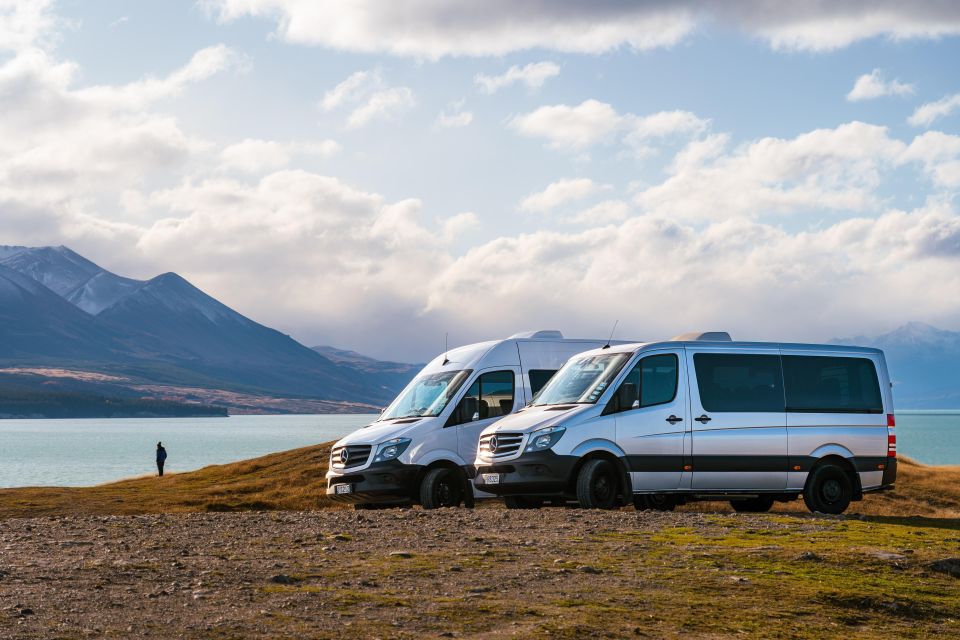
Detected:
[782,356,882,413]
[693,354,785,412]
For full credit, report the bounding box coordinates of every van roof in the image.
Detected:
[577,340,884,357]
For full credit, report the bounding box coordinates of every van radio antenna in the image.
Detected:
[602,320,619,349]
[442,332,450,365]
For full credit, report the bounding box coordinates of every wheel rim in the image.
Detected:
[821,478,842,503]
[436,475,458,507]
[592,470,613,503]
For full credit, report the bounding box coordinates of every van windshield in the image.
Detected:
[378,370,472,421]
[532,353,631,406]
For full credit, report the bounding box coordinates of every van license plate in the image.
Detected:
[335,484,353,495]
[482,474,501,485]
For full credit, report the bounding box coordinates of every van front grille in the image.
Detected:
[479,432,525,460]
[331,445,372,470]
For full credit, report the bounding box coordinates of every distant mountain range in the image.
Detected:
[0,245,419,415]
[832,321,960,409]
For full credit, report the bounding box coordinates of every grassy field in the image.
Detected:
[0,443,958,519]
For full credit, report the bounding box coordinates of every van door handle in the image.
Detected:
[694,414,712,424]
[665,415,683,424]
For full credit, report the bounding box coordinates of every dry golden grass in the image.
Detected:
[0,446,957,519]
[0,442,339,519]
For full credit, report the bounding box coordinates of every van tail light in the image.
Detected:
[887,414,896,458]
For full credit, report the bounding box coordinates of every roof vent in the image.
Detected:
[670,331,732,342]
[508,330,564,340]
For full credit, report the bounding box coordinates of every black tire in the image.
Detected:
[633,494,677,512]
[576,459,619,509]
[420,467,464,509]
[730,496,775,513]
[803,463,853,514]
[504,496,544,509]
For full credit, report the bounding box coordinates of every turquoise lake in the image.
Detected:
[0,411,956,488]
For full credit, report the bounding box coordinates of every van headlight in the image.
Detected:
[525,426,565,452]
[373,437,412,462]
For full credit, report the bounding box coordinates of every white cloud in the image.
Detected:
[0,0,60,53]
[633,122,917,221]
[846,69,915,101]
[203,1,960,57]
[425,202,960,346]
[436,110,473,128]
[474,61,560,94]
[203,0,695,58]
[320,70,380,111]
[511,100,624,149]
[511,100,708,153]
[909,93,960,127]
[564,200,630,225]
[347,87,415,128]
[520,178,607,213]
[218,138,340,174]
[320,70,415,128]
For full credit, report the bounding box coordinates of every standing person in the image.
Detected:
[156,442,167,477]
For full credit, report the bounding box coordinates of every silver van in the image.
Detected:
[325,330,628,509]
[473,333,896,514]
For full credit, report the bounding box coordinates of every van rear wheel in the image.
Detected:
[420,468,464,509]
[504,496,544,509]
[803,463,853,514]
[576,459,619,509]
[730,496,775,513]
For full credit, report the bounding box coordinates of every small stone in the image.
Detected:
[929,558,960,578]
[332,534,351,542]
[577,565,602,574]
[270,574,299,585]
[389,551,413,558]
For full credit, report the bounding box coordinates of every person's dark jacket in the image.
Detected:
[156,447,167,463]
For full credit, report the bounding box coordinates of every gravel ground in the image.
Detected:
[1,509,957,639]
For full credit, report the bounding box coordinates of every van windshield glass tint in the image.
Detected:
[532,353,630,405]
[782,356,882,413]
[694,353,785,412]
[379,370,472,420]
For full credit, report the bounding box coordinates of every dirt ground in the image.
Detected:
[2,508,959,639]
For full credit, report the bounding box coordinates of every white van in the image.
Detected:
[325,331,629,509]
[474,333,897,514]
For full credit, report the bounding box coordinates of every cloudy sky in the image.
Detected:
[2,1,960,361]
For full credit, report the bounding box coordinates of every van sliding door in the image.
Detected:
[686,349,788,491]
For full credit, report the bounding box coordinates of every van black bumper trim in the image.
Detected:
[474,450,577,496]
[326,460,422,504]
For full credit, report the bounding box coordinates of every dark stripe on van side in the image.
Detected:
[625,455,685,472]
[692,455,790,473]
[624,455,888,473]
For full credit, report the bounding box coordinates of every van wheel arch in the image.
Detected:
[415,461,474,508]
[805,455,862,500]
[568,451,631,507]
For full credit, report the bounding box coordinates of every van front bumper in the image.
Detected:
[326,460,422,504]
[473,450,578,496]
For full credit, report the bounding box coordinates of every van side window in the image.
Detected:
[528,370,558,398]
[694,354,784,412]
[447,370,515,426]
[610,354,678,412]
[782,356,882,413]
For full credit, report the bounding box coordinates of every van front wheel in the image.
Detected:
[576,459,619,509]
[420,468,464,509]
[803,464,853,515]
